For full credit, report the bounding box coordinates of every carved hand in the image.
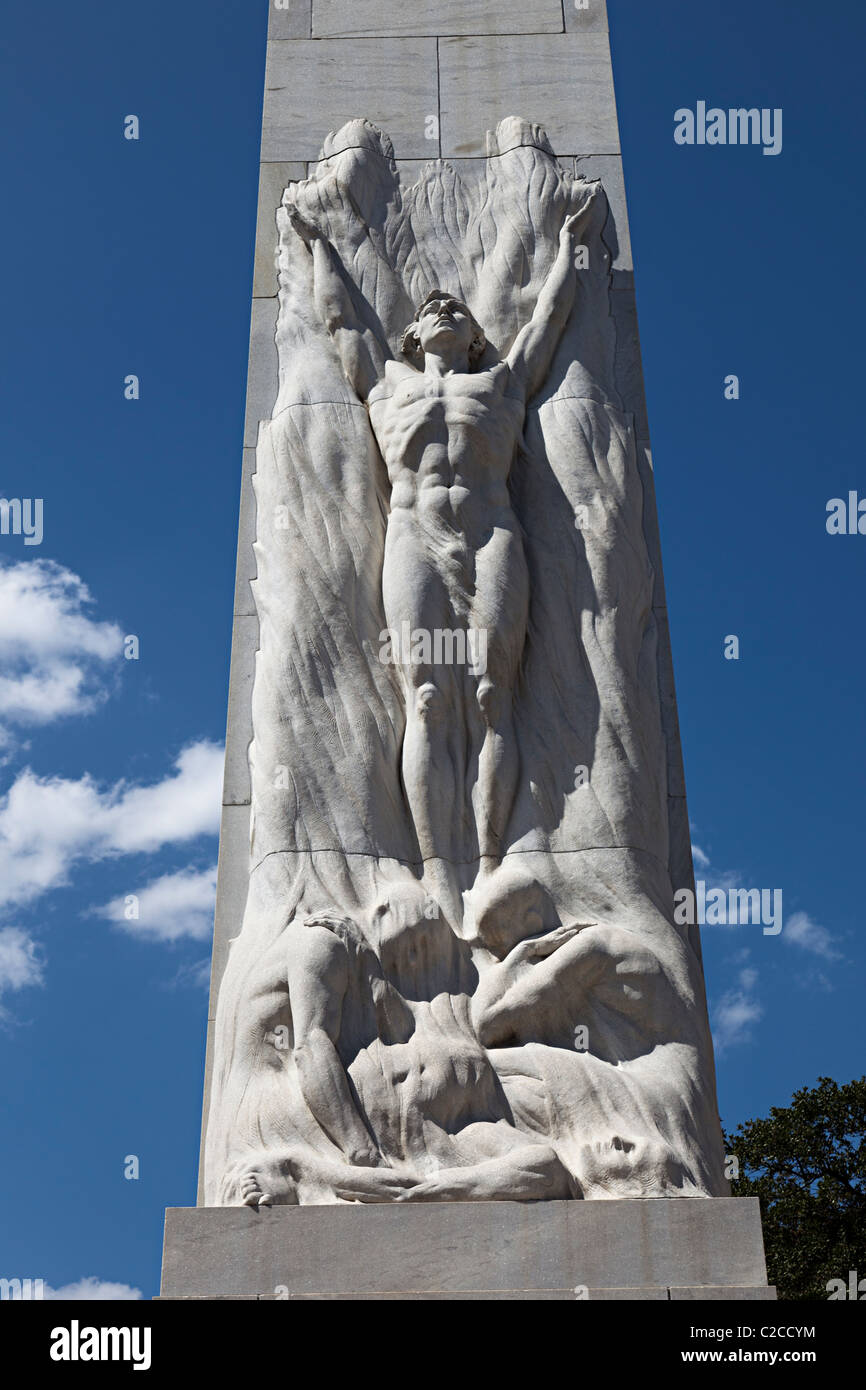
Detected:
[508,921,592,965]
[286,203,323,248]
[560,210,584,245]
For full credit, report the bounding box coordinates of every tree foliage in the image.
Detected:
[723,1076,866,1300]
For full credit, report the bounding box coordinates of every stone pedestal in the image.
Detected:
[160,1198,775,1301]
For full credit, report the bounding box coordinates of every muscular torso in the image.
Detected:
[368,361,524,532]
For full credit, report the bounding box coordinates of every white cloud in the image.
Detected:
[707,866,746,895]
[0,560,124,735]
[0,927,43,1006]
[687,840,742,894]
[95,865,218,943]
[166,956,212,990]
[0,742,223,912]
[44,1277,142,1301]
[783,911,842,962]
[712,968,763,1054]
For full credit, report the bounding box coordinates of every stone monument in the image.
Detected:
[160,0,775,1300]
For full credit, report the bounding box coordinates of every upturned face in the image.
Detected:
[415,295,476,360]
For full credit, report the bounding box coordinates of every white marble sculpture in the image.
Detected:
[203,118,726,1206]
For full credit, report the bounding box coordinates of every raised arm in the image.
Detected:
[287,205,390,401]
[506,207,592,399]
[472,923,672,1054]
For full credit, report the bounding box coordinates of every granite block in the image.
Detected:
[439,34,619,158]
[311,0,563,38]
[263,39,439,160]
[255,162,305,297]
[162,1198,771,1299]
[243,300,279,447]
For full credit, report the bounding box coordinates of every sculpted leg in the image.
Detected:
[400,672,458,862]
[382,516,467,862]
[469,519,528,871]
[473,676,519,872]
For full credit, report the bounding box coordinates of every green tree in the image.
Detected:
[723,1076,866,1300]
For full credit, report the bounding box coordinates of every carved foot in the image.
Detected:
[221,1150,301,1208]
[222,1147,424,1207]
[240,1170,273,1209]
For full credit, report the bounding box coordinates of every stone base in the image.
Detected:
[160,1197,776,1301]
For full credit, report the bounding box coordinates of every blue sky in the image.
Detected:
[0,0,863,1300]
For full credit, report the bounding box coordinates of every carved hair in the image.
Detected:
[401,291,486,367]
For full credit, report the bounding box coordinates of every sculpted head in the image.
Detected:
[401,291,486,369]
[574,1135,702,1199]
[368,885,453,996]
[469,872,554,959]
